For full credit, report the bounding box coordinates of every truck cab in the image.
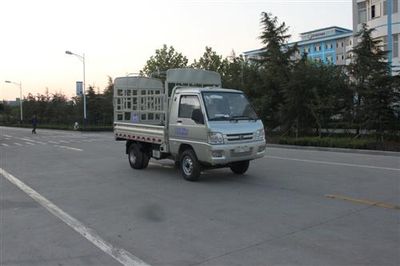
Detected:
[168,87,265,173]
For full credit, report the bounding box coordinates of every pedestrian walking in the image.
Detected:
[32,115,38,134]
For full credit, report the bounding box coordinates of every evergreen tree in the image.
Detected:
[257,12,298,129]
[348,24,398,138]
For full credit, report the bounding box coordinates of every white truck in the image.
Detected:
[114,68,266,181]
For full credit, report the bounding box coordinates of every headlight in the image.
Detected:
[208,132,224,145]
[254,129,265,141]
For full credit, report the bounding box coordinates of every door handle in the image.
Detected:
[177,120,182,123]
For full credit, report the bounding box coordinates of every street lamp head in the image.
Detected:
[65,50,73,55]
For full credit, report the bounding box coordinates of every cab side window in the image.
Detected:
[179,95,200,118]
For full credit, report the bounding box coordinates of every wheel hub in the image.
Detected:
[129,149,136,165]
[182,156,193,176]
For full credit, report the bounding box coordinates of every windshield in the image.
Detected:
[202,91,258,121]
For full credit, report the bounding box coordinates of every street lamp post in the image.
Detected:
[5,80,23,123]
[65,50,87,124]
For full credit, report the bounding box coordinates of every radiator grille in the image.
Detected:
[226,133,253,142]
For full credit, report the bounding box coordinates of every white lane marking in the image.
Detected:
[2,143,9,147]
[264,155,400,172]
[25,142,35,145]
[54,145,83,152]
[3,134,12,138]
[0,168,150,266]
[20,138,35,142]
[14,143,23,146]
[35,141,47,145]
[48,141,58,144]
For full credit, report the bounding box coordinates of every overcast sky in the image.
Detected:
[0,0,352,100]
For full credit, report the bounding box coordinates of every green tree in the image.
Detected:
[141,44,188,78]
[282,57,351,136]
[101,76,114,125]
[86,85,101,125]
[0,101,15,123]
[348,24,398,138]
[256,12,298,129]
[192,46,226,73]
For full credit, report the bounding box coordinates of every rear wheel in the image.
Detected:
[230,160,250,174]
[128,143,149,169]
[180,150,201,181]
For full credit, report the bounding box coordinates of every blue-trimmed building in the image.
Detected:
[295,27,353,65]
[243,26,353,66]
[244,1,399,74]
[353,0,399,74]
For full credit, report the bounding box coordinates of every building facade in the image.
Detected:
[243,26,353,66]
[353,0,400,73]
[295,27,353,65]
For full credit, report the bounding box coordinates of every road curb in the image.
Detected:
[267,143,400,157]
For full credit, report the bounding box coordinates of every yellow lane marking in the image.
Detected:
[325,194,400,210]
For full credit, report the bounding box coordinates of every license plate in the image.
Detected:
[234,146,250,153]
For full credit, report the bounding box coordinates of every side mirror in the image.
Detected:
[191,109,205,124]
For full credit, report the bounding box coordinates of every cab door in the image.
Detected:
[168,94,208,159]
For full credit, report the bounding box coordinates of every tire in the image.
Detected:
[142,152,150,169]
[128,143,148,169]
[230,160,250,174]
[180,149,201,181]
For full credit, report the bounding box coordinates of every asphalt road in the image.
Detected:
[0,126,399,266]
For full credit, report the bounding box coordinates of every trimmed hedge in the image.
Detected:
[2,124,113,132]
[276,136,400,151]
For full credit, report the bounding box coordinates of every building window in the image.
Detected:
[384,0,387,15]
[382,36,388,52]
[384,0,399,14]
[371,3,381,19]
[371,5,376,18]
[394,34,399,58]
[358,2,367,23]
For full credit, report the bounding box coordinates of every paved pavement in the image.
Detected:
[0,126,399,266]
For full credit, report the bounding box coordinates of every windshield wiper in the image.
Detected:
[230,115,258,121]
[209,117,230,121]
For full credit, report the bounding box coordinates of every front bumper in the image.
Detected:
[205,140,266,165]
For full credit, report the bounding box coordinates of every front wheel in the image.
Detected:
[180,150,201,181]
[230,160,250,174]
